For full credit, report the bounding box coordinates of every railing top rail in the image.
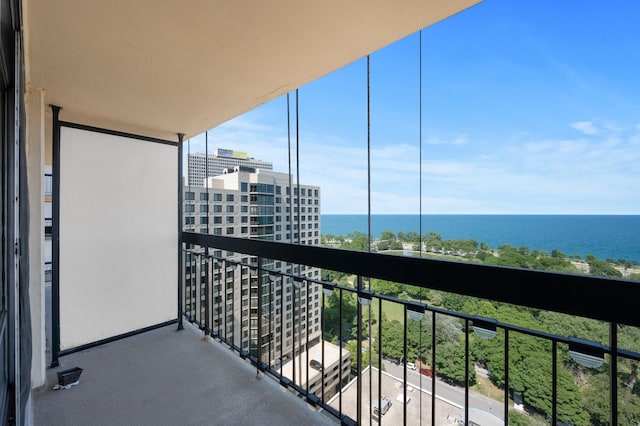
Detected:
[182,232,640,328]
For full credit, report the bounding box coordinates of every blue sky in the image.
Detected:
[187,0,640,214]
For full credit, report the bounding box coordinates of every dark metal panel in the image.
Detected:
[182,232,640,327]
[58,319,177,358]
[50,105,61,368]
[59,121,178,146]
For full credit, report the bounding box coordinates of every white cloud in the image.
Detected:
[187,112,640,214]
[570,121,599,135]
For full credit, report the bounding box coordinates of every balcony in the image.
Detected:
[9,1,639,425]
[180,232,640,425]
[34,322,335,426]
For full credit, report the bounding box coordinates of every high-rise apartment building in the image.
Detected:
[183,166,323,369]
[185,149,273,187]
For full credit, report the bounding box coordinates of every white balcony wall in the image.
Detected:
[59,126,177,350]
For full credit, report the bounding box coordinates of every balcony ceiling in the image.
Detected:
[24,0,481,140]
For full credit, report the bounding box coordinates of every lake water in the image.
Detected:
[321,215,640,263]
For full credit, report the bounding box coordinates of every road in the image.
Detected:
[383,360,504,422]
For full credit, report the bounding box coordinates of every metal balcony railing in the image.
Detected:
[180,232,640,426]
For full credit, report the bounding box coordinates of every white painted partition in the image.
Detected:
[59,126,177,350]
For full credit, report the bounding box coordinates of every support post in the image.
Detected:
[177,133,184,330]
[50,105,61,367]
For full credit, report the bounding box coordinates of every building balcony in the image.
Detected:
[34,322,335,426]
[31,231,640,425]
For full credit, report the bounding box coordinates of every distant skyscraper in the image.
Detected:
[185,149,273,186]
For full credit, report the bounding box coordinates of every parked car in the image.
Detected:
[406,362,416,370]
[310,359,323,371]
[420,368,432,377]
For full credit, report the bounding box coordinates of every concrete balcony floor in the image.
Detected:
[33,323,336,426]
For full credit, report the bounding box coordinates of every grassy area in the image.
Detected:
[371,297,405,323]
[472,375,505,403]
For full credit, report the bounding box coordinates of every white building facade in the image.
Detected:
[185,149,273,187]
[183,167,322,366]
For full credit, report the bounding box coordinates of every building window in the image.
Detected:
[185,191,195,200]
[241,216,248,223]
[214,193,222,201]
[227,216,234,223]
[185,217,195,225]
[241,195,248,202]
[200,204,209,212]
[214,216,222,224]
[214,228,222,235]
[314,189,318,197]
[227,205,234,213]
[241,205,248,213]
[185,204,195,212]
[214,205,222,212]
[200,192,209,201]
[226,194,234,202]
[241,226,248,234]
[200,217,208,224]
[241,182,248,192]
[226,227,234,235]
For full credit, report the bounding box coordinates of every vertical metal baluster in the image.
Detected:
[378,297,383,426]
[280,274,284,377]
[321,285,326,404]
[369,286,372,426]
[240,265,244,353]
[204,254,209,333]
[357,276,363,426]
[611,322,618,426]
[339,288,343,417]
[269,269,273,368]
[403,304,408,426]
[293,280,297,387]
[552,340,557,425]
[257,258,263,373]
[504,329,509,425]
[431,311,436,426]
[223,260,227,341]
[306,279,310,397]
[464,318,469,426]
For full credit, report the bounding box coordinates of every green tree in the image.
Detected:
[345,340,381,375]
[380,230,396,241]
[424,231,442,246]
[371,279,403,296]
[321,269,348,284]
[380,318,405,361]
[588,259,623,278]
[376,240,390,251]
[390,240,403,250]
[345,231,369,251]
[323,291,357,342]
[435,335,476,386]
